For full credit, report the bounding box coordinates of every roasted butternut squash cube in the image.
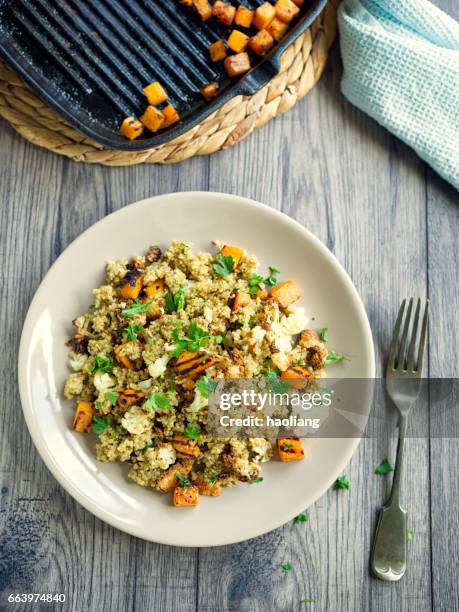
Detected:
[212,1,236,25]
[248,29,274,56]
[200,82,219,101]
[292,0,304,5]
[224,52,251,78]
[220,244,245,266]
[119,272,143,300]
[143,81,168,106]
[266,16,289,40]
[269,280,301,308]
[178,0,192,5]
[173,435,201,458]
[231,291,251,311]
[155,459,194,493]
[193,0,212,20]
[209,39,227,62]
[227,30,250,53]
[173,484,200,507]
[162,103,180,128]
[275,0,300,22]
[253,2,276,30]
[114,342,135,370]
[175,351,220,378]
[117,389,145,410]
[73,401,94,432]
[140,105,165,133]
[280,365,314,389]
[277,437,305,462]
[197,477,222,496]
[235,5,254,28]
[144,278,165,298]
[120,116,144,140]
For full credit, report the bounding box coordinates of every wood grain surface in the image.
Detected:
[0,1,458,610]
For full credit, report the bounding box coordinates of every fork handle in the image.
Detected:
[371,503,407,581]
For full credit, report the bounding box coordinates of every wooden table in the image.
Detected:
[1,2,458,610]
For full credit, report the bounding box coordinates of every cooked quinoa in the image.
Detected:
[64,241,330,506]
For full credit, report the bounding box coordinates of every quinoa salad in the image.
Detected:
[64,241,336,508]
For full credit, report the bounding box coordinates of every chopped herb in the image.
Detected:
[265,266,281,287]
[301,598,317,603]
[121,300,151,318]
[374,458,394,475]
[95,401,103,410]
[144,442,155,450]
[250,477,264,484]
[406,528,413,541]
[267,369,289,394]
[206,468,221,486]
[104,391,119,405]
[295,359,306,365]
[293,512,309,524]
[214,334,224,344]
[281,563,292,573]
[319,327,329,342]
[283,442,294,450]
[334,475,350,490]
[176,472,190,488]
[146,392,172,412]
[88,304,96,309]
[183,423,201,440]
[164,287,187,314]
[213,254,235,277]
[196,376,209,399]
[92,415,110,434]
[180,243,190,254]
[123,322,143,341]
[324,349,349,367]
[90,355,113,374]
[248,316,256,329]
[171,322,211,357]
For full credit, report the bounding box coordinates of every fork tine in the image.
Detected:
[406,299,421,371]
[397,298,413,371]
[416,300,429,372]
[387,299,406,372]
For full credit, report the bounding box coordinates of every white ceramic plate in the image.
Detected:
[18,192,375,547]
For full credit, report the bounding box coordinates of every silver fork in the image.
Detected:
[370,298,429,581]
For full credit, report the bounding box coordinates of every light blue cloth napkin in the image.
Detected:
[338,0,459,190]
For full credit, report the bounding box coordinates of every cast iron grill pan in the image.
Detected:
[0,0,327,150]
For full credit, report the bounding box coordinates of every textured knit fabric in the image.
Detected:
[338,0,459,190]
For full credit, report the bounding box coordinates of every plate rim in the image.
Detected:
[18,191,375,546]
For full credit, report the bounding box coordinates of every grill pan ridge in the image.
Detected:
[0,0,327,150]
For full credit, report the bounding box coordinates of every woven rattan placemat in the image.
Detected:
[0,0,338,166]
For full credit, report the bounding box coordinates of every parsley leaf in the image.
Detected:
[406,528,413,541]
[319,327,329,342]
[334,475,350,490]
[374,458,394,475]
[176,472,190,489]
[121,301,151,318]
[92,415,110,434]
[324,349,349,367]
[170,323,213,357]
[145,392,172,412]
[183,423,201,440]
[196,376,209,399]
[250,477,264,484]
[123,323,143,341]
[293,512,308,524]
[104,391,119,405]
[213,254,235,276]
[265,266,281,287]
[205,468,221,486]
[281,563,292,573]
[90,355,113,374]
[164,287,187,314]
[267,370,289,394]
